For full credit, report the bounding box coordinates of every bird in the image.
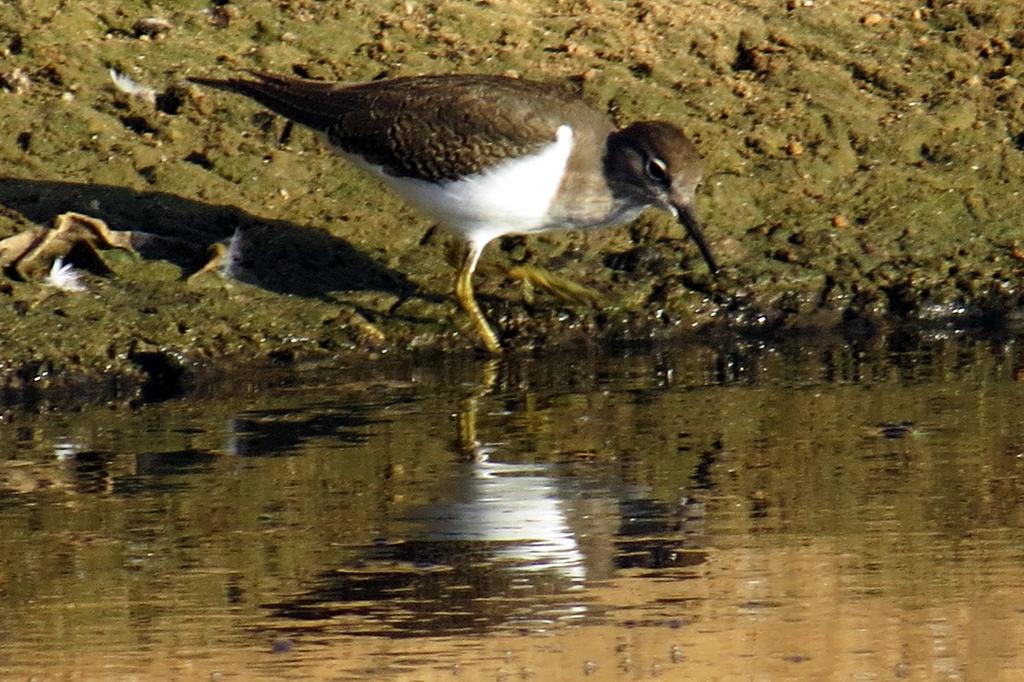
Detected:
[188,71,719,354]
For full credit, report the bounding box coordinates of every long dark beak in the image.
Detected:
[674,202,719,274]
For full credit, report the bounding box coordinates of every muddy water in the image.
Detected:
[1,336,1023,681]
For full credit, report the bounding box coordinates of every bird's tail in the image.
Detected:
[189,70,344,132]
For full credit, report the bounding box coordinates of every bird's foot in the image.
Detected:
[498,263,605,307]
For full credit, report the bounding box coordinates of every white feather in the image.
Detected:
[109,68,157,105]
[45,257,86,292]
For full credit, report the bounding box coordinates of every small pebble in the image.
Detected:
[134,17,172,39]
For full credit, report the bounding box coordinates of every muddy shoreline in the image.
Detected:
[1,1,1022,405]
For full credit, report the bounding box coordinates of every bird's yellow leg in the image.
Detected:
[455,242,502,355]
[453,237,603,308]
[499,263,605,307]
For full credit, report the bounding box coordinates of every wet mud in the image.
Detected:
[1,1,1022,399]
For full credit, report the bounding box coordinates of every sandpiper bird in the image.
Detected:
[189,71,718,354]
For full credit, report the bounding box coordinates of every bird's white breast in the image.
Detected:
[340,125,575,248]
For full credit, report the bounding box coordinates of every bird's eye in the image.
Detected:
[645,157,669,183]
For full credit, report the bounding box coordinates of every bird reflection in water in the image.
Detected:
[265,360,705,637]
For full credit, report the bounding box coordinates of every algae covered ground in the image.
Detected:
[0,0,1022,401]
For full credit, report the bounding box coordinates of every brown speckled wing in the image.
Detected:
[191,72,609,182]
[325,75,591,181]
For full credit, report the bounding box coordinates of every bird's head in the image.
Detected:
[605,121,718,273]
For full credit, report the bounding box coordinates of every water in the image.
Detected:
[1,335,1023,680]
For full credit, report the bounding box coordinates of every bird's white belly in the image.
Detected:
[349,125,575,247]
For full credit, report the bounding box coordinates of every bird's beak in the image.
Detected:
[672,201,719,274]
